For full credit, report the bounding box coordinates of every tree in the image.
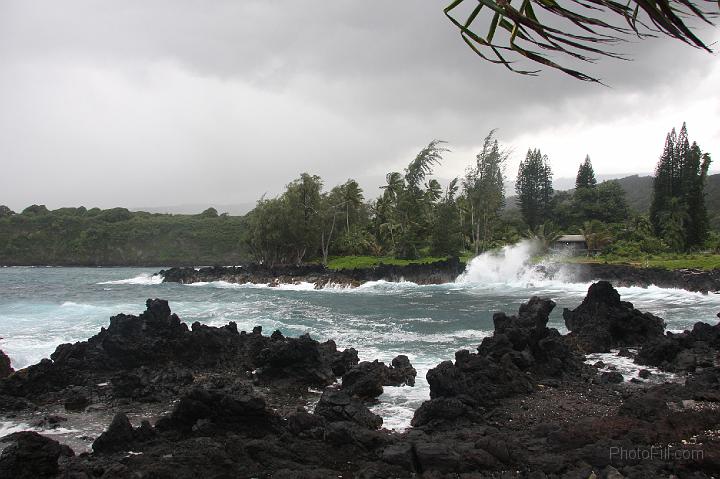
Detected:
[650,123,712,250]
[443,0,718,82]
[463,130,509,254]
[431,179,463,256]
[0,206,14,218]
[516,149,553,231]
[378,140,450,259]
[576,156,597,189]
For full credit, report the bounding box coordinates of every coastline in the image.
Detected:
[159,259,720,294]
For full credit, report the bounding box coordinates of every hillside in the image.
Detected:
[0,206,250,266]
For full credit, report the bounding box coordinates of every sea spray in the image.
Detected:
[456,240,545,285]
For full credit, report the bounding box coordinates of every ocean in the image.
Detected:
[2,242,719,437]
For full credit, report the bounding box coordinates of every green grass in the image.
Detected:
[326,255,450,270]
[557,253,720,271]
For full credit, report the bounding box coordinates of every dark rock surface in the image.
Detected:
[0,299,359,410]
[314,389,383,430]
[160,257,466,288]
[563,281,665,352]
[0,431,74,479]
[554,263,720,293]
[0,349,12,379]
[3,293,720,478]
[636,319,720,372]
[340,356,417,400]
[413,296,589,427]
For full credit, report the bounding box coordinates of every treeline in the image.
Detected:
[244,125,715,265]
[0,206,247,266]
[0,124,714,267]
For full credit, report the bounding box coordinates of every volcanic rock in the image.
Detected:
[0,431,74,479]
[341,356,417,400]
[563,281,665,353]
[637,320,720,372]
[92,413,156,453]
[414,297,588,427]
[0,349,13,379]
[314,389,383,430]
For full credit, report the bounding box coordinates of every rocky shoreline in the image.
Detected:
[159,257,467,288]
[159,259,720,294]
[2,282,720,477]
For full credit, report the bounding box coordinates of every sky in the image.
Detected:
[1,1,718,212]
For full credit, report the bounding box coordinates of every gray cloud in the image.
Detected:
[0,0,718,211]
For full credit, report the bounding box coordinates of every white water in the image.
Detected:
[1,243,720,438]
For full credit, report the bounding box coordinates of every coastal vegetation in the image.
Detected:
[0,124,715,268]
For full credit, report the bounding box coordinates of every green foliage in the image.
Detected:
[463,130,508,254]
[575,156,597,189]
[650,123,712,251]
[326,255,449,271]
[0,207,248,266]
[516,149,553,231]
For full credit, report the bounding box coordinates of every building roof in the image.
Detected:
[556,235,586,243]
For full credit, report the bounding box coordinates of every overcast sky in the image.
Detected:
[1,1,718,212]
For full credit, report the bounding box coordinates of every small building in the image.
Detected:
[553,235,588,255]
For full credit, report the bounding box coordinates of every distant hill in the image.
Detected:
[505,173,720,230]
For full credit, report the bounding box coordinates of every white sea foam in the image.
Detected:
[187,280,318,291]
[456,240,546,286]
[98,274,163,285]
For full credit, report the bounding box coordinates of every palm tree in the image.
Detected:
[525,221,562,253]
[580,220,612,254]
[341,179,364,232]
[443,0,717,83]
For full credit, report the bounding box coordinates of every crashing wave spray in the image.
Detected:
[455,240,548,285]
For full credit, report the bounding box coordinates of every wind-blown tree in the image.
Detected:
[516,149,554,231]
[443,0,718,82]
[576,156,597,189]
[463,130,509,254]
[431,178,464,256]
[650,123,712,250]
[377,140,450,259]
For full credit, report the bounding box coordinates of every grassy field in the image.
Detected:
[560,254,720,271]
[326,255,451,270]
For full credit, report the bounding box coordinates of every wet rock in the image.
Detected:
[254,333,348,388]
[63,390,90,411]
[411,397,475,428]
[421,297,587,409]
[638,369,651,379]
[341,356,416,401]
[563,281,665,353]
[341,361,386,400]
[286,410,326,437]
[155,387,280,437]
[598,371,624,384]
[637,320,720,372]
[30,414,68,429]
[314,389,383,430]
[386,355,417,386]
[0,431,74,478]
[92,412,155,453]
[0,349,13,379]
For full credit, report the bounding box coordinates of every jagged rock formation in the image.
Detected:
[159,257,466,288]
[563,281,665,352]
[412,296,589,428]
[0,349,13,379]
[637,316,720,372]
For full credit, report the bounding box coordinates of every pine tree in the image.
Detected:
[516,149,554,231]
[575,155,597,189]
[650,123,712,251]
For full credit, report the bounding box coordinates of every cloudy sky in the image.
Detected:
[1,1,718,212]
